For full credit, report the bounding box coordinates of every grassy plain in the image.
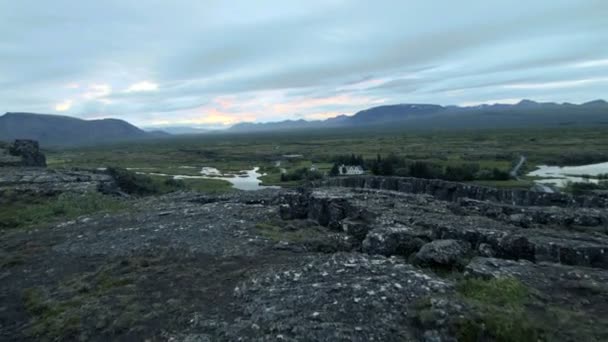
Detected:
[46,127,608,190]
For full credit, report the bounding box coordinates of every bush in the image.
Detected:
[163,177,186,189]
[409,161,442,179]
[329,164,340,177]
[444,164,480,181]
[491,168,511,181]
[280,168,324,182]
[107,167,160,195]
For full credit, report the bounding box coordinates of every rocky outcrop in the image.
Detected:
[3,175,608,341]
[279,187,608,269]
[318,175,608,208]
[6,139,47,167]
[465,256,608,291]
[361,226,426,256]
[0,168,117,200]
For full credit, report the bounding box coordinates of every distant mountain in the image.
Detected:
[228,100,608,132]
[0,112,167,146]
[147,126,211,135]
[229,115,350,132]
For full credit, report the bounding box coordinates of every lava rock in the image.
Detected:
[414,239,471,267]
[7,139,46,167]
[362,226,426,257]
[341,218,371,240]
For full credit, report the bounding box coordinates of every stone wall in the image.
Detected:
[317,176,608,208]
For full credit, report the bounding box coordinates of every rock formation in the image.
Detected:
[2,175,608,341]
[279,187,608,269]
[0,139,46,167]
[318,175,608,207]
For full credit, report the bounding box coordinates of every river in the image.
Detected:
[139,166,280,191]
[527,161,608,187]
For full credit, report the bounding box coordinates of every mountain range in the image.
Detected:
[1,99,607,146]
[229,99,608,132]
[0,112,168,146]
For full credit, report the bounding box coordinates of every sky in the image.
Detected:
[1,0,607,129]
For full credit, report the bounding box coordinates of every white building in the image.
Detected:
[339,164,365,175]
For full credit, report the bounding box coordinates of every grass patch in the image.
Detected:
[0,192,128,230]
[22,288,84,340]
[455,277,540,342]
[457,277,528,306]
[22,262,142,340]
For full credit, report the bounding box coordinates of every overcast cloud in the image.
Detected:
[1,0,606,128]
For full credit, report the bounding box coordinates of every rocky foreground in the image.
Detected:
[1,170,608,341]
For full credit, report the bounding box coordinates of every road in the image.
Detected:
[509,155,527,178]
[510,155,556,193]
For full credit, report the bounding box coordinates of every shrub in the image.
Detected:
[280,168,324,182]
[444,164,480,181]
[106,167,161,195]
[409,161,442,179]
[491,168,511,181]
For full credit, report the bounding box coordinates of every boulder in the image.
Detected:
[362,226,427,256]
[414,239,471,267]
[477,242,496,257]
[341,218,371,240]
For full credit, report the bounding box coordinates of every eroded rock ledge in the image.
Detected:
[279,187,608,269]
[316,175,608,208]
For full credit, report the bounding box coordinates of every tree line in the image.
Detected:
[328,153,511,181]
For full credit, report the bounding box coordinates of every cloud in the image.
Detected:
[83,84,112,100]
[55,99,73,112]
[125,81,159,93]
[503,77,608,90]
[1,0,607,127]
[573,58,608,68]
